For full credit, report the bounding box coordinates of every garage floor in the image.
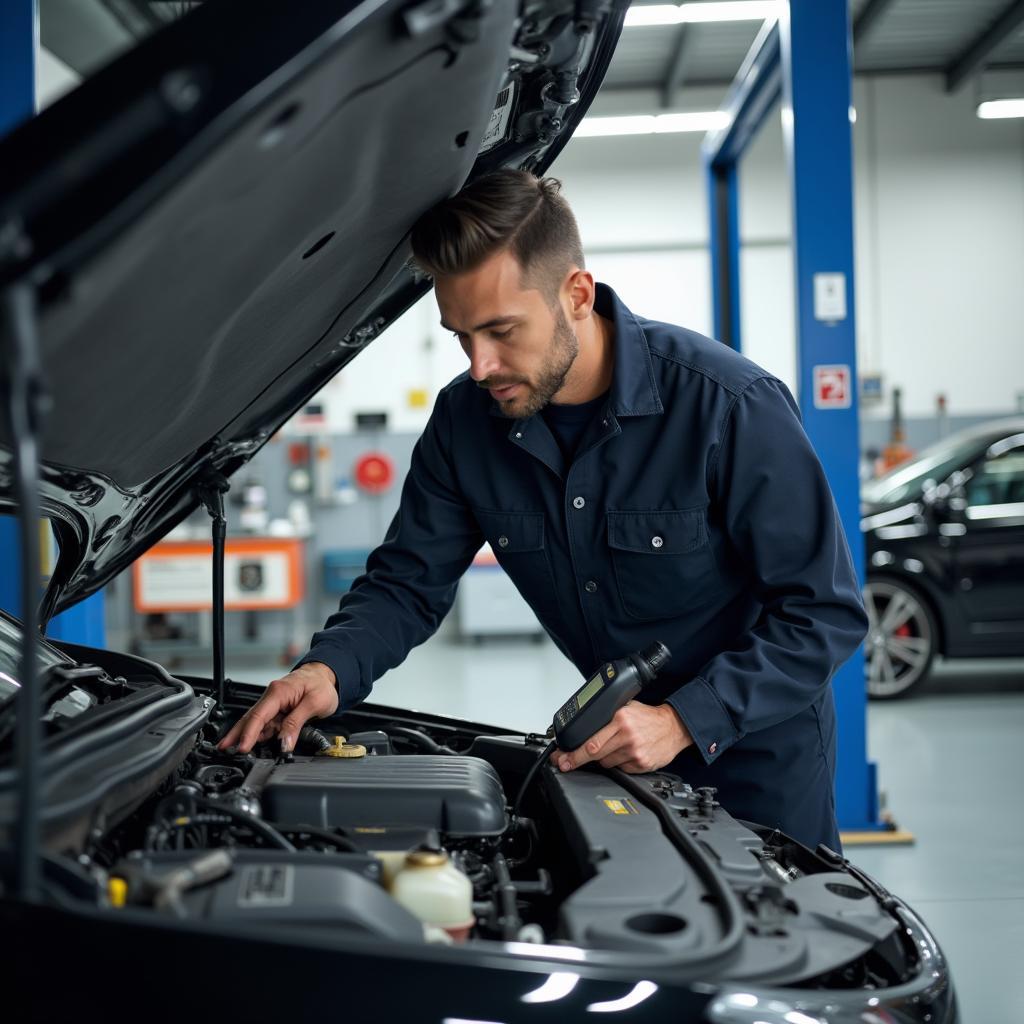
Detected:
[203,638,1023,1022]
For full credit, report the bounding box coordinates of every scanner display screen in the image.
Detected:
[576,675,604,711]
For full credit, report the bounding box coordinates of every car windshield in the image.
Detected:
[862,432,989,506]
[0,612,69,708]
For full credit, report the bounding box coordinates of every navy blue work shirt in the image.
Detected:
[298,283,868,853]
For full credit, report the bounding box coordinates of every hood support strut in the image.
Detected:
[198,472,230,721]
[1,278,49,902]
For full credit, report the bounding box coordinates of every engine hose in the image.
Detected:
[276,823,359,852]
[194,797,296,852]
[297,726,333,754]
[491,853,521,941]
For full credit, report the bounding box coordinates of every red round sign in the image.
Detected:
[354,452,395,495]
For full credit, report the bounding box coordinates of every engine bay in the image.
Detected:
[47,680,916,990]
[0,634,928,991]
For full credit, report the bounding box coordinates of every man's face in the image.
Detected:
[434,249,578,419]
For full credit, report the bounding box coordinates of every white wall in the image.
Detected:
[851,75,1024,419]
[327,73,1024,429]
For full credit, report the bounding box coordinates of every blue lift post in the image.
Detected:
[704,1,886,836]
[0,0,106,647]
[0,0,38,622]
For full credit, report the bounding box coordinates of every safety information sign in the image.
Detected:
[813,272,847,321]
[813,364,852,409]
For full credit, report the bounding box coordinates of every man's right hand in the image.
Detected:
[217,662,339,754]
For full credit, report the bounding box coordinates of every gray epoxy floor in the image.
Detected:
[850,664,1024,1023]
[209,639,1024,1022]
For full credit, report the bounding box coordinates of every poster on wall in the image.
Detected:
[134,539,303,611]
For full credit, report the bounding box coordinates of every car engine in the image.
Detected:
[63,702,917,994]
[94,723,551,948]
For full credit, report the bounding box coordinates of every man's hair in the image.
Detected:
[409,170,585,304]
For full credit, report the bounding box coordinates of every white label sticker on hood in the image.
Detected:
[479,82,516,154]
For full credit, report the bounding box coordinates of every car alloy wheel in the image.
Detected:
[863,579,936,699]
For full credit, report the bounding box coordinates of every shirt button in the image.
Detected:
[572,496,585,509]
[708,742,717,755]
[497,535,509,548]
[584,580,598,593]
[651,535,664,549]
[514,432,522,439]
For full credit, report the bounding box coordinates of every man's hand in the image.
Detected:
[551,702,693,774]
[217,662,339,754]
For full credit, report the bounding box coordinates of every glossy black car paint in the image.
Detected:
[862,419,1024,660]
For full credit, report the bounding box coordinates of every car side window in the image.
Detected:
[965,447,1024,510]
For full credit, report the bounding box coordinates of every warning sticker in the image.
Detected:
[601,798,637,816]
[479,83,517,154]
[813,364,852,410]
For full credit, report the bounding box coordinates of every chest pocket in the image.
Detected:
[607,508,717,621]
[472,509,559,624]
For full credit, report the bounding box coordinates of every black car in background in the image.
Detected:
[861,418,1024,698]
[0,1,956,1020]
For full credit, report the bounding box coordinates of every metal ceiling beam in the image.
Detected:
[661,25,692,108]
[946,0,1024,92]
[703,19,782,169]
[853,0,898,47]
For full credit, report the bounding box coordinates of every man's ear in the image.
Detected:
[565,269,595,321]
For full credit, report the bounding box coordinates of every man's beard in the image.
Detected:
[482,307,579,419]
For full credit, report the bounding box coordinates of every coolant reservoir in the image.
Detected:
[391,848,474,942]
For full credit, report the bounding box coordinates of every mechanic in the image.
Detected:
[220,170,868,853]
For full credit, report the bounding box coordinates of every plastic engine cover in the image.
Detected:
[185,856,424,940]
[261,754,507,836]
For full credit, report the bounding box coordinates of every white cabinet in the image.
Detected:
[456,565,543,639]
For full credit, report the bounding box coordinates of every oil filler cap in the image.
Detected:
[317,735,368,758]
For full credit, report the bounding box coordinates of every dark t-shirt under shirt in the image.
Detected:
[541,391,610,461]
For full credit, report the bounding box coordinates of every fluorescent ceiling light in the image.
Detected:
[977,98,1024,119]
[575,111,732,137]
[625,1,782,27]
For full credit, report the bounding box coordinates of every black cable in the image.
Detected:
[512,740,557,818]
[3,281,49,902]
[386,724,455,755]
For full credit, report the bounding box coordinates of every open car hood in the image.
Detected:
[0,0,624,621]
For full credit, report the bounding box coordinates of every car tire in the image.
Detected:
[863,576,937,699]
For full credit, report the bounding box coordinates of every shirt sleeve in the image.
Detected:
[294,387,483,709]
[665,376,868,764]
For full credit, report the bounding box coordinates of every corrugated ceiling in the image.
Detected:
[609,0,1024,103]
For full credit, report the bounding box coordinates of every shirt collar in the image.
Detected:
[593,281,663,418]
[488,281,663,421]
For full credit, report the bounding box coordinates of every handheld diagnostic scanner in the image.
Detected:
[553,642,672,752]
